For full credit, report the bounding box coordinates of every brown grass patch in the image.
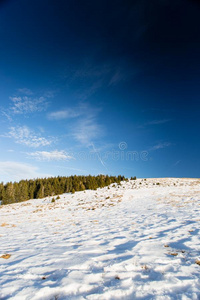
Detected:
[195,260,200,266]
[169,252,178,256]
[1,223,9,227]
[141,265,149,270]
[33,209,42,213]
[1,254,11,259]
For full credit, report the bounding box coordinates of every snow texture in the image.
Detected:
[0,178,200,300]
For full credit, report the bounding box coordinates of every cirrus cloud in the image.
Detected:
[149,142,172,151]
[26,150,74,161]
[17,88,33,95]
[47,109,81,120]
[72,117,104,145]
[10,96,48,114]
[4,126,54,148]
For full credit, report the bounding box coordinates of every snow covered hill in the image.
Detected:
[0,178,200,300]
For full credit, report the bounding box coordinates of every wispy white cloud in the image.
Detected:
[48,109,81,120]
[74,62,111,79]
[10,96,48,114]
[74,61,130,85]
[48,102,100,121]
[0,161,51,183]
[138,119,171,128]
[76,80,103,101]
[72,61,130,100]
[43,90,57,98]
[109,69,126,86]
[149,142,171,151]
[72,117,103,145]
[70,62,110,100]
[1,89,52,122]
[147,119,171,125]
[17,88,56,98]
[4,126,54,148]
[1,110,13,122]
[65,103,104,147]
[17,88,33,95]
[48,102,104,147]
[26,150,74,161]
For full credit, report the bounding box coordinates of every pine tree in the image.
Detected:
[36,181,45,198]
[2,182,15,204]
[0,174,129,205]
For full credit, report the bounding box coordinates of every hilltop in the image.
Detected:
[0,178,200,299]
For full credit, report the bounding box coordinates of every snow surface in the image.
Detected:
[0,178,200,300]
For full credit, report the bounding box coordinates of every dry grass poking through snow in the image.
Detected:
[1,254,11,259]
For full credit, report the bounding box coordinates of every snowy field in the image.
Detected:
[0,178,200,300]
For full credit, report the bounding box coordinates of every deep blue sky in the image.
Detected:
[0,0,199,182]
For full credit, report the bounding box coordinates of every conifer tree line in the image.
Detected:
[0,175,128,205]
